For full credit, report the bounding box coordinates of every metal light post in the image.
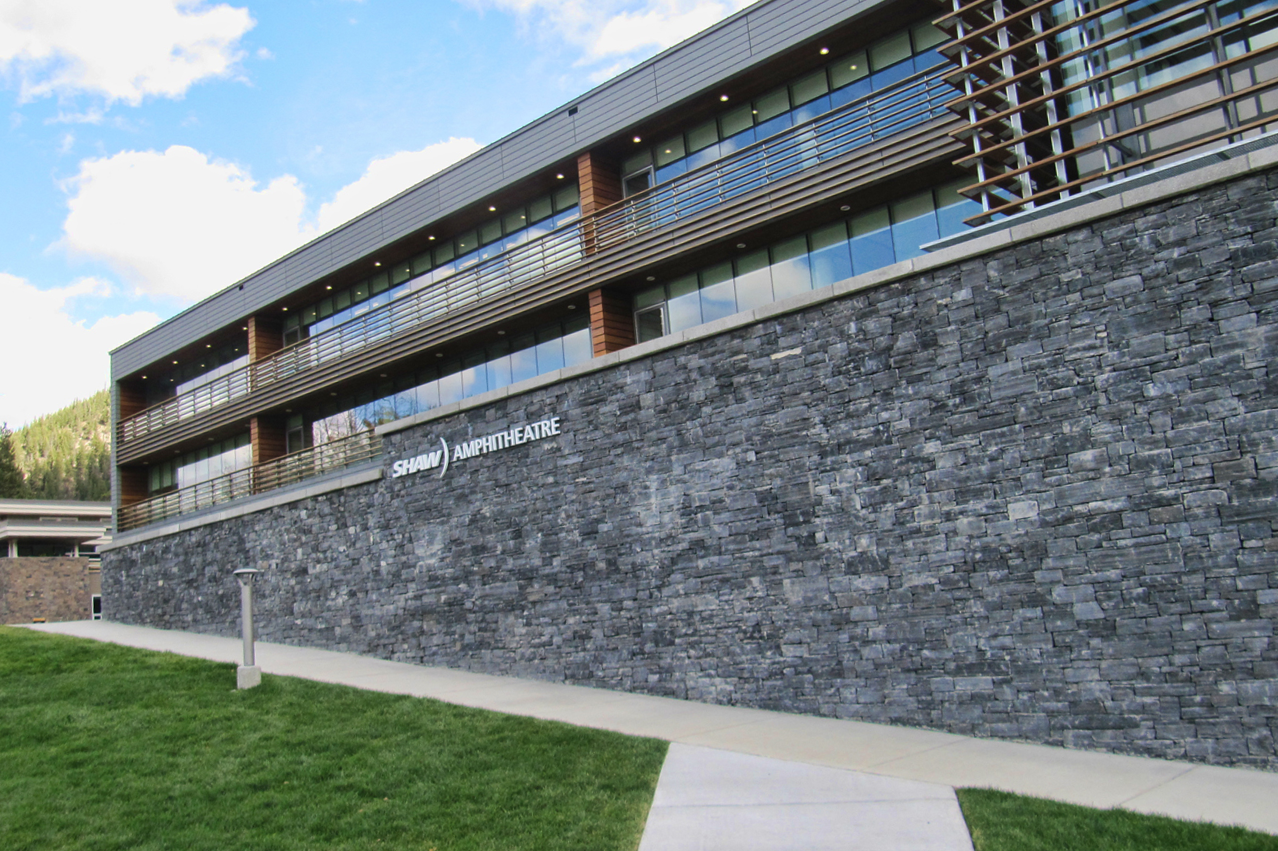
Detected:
[233,568,262,689]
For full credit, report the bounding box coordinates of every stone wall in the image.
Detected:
[1,558,94,624]
[105,167,1278,769]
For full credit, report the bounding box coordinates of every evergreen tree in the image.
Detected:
[10,390,112,501]
[0,423,26,498]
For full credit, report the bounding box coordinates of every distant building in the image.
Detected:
[1,499,111,623]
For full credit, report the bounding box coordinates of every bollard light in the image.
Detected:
[233,568,262,689]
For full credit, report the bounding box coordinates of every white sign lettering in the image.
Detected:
[391,416,562,480]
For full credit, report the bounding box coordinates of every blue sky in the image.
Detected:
[0,0,754,427]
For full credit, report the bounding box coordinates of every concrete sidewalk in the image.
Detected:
[23,620,1278,845]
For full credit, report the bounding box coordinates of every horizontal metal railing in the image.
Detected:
[117,430,381,532]
[119,63,952,446]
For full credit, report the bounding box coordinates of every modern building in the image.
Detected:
[1,499,110,623]
[106,0,1278,769]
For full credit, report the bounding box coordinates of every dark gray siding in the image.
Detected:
[112,0,890,380]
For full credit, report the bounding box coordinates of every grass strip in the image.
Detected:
[0,626,666,851]
[958,787,1278,851]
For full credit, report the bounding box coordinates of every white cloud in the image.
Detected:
[60,145,315,303]
[0,274,160,427]
[468,0,757,70]
[0,0,254,106]
[316,138,482,234]
[59,138,484,306]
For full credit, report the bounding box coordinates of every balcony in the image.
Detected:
[118,62,955,451]
[117,430,381,532]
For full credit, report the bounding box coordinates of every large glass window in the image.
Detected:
[628,21,948,189]
[634,179,979,344]
[148,434,251,496]
[306,315,592,445]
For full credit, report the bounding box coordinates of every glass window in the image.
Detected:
[850,208,895,275]
[636,306,665,342]
[509,334,538,384]
[352,282,369,303]
[416,377,441,411]
[699,261,737,323]
[655,136,687,166]
[437,369,464,406]
[635,285,665,309]
[719,104,754,138]
[480,219,503,246]
[935,180,980,237]
[755,87,790,122]
[553,184,579,212]
[830,51,869,90]
[871,31,912,71]
[563,319,592,366]
[890,191,939,260]
[528,195,553,223]
[455,230,477,255]
[791,69,830,106]
[810,221,853,287]
[504,209,528,235]
[411,250,433,276]
[734,249,774,311]
[461,353,488,397]
[622,150,652,175]
[911,23,947,51]
[770,236,812,299]
[531,331,563,374]
[334,290,352,312]
[486,350,513,391]
[687,118,720,153]
[667,274,702,333]
[434,241,455,264]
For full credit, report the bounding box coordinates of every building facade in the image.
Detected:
[1,499,110,623]
[105,0,1278,768]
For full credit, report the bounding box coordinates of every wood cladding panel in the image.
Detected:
[577,151,623,216]
[118,466,148,508]
[247,316,283,363]
[115,119,961,465]
[589,288,636,356]
[251,416,287,466]
[116,381,147,420]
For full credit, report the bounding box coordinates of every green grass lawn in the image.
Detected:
[0,627,666,851]
[959,788,1278,851]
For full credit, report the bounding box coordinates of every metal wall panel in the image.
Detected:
[571,66,662,142]
[113,0,890,377]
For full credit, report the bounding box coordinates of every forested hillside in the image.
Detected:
[0,391,111,500]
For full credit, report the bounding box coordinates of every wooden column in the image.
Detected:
[116,380,147,420]
[588,288,636,357]
[251,415,287,466]
[247,315,283,362]
[118,466,148,509]
[577,151,622,255]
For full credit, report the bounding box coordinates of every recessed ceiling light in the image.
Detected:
[840,205,851,211]
[497,330,506,335]
[141,375,147,379]
[435,352,443,358]
[737,243,746,249]
[646,275,656,281]
[555,173,565,179]
[633,135,642,143]
[172,360,178,365]
[329,392,337,396]
[428,235,436,241]
[373,261,381,267]
[819,47,830,55]
[567,304,576,310]
[488,205,496,211]
[326,285,332,290]
[285,408,292,413]
[379,373,387,378]
[849,63,858,70]
[282,307,288,311]
[205,344,212,348]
